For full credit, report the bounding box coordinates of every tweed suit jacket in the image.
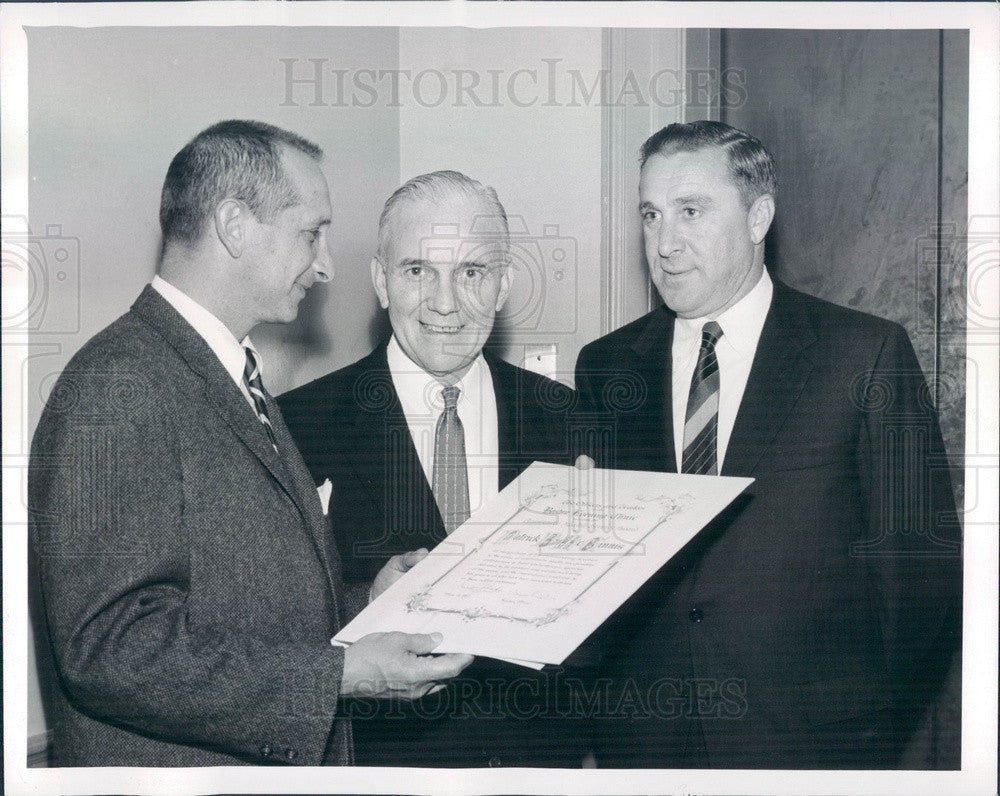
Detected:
[574,279,961,768]
[279,345,587,767]
[30,286,367,766]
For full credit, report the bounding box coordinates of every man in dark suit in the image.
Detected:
[280,171,584,767]
[574,121,961,768]
[29,121,471,767]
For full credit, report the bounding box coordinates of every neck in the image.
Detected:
[159,245,254,340]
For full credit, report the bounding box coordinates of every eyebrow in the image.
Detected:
[673,194,715,207]
[639,196,716,212]
[395,258,490,269]
[397,258,430,268]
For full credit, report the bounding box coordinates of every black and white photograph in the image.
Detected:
[2,3,997,795]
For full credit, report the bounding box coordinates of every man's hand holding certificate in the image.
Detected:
[336,463,752,668]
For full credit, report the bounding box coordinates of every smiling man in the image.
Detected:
[575,121,960,768]
[279,171,584,767]
[29,122,472,767]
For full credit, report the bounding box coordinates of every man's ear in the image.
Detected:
[494,266,513,313]
[371,257,390,310]
[215,199,246,258]
[747,194,775,245]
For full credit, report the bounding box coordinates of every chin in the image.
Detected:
[427,357,474,380]
[269,305,300,326]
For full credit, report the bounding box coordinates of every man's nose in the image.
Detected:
[657,218,682,259]
[427,274,458,315]
[312,240,333,283]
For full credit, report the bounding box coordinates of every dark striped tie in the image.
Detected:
[681,322,724,475]
[242,347,278,453]
[432,385,470,534]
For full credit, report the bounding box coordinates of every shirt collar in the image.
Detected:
[151,275,259,387]
[386,335,486,417]
[673,267,773,356]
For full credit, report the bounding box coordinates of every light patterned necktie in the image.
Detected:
[681,322,724,475]
[242,347,278,453]
[432,385,470,534]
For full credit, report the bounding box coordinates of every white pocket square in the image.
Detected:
[317,479,333,516]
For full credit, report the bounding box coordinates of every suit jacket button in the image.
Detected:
[260,744,273,758]
[285,748,298,762]
[689,607,703,623]
[488,756,502,767]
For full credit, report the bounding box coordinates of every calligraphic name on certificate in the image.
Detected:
[335,463,753,667]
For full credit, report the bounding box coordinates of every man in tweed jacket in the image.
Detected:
[29,121,471,766]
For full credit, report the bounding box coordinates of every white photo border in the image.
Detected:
[3,3,997,794]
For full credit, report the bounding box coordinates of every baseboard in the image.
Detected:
[27,730,52,767]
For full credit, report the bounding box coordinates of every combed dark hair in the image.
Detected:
[377,170,509,263]
[640,120,776,207]
[159,120,323,244]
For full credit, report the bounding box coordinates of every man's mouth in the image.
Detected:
[420,321,464,334]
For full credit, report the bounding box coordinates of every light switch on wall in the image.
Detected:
[521,343,558,380]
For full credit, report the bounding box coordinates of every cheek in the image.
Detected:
[467,284,504,319]
[642,228,657,251]
[387,283,422,315]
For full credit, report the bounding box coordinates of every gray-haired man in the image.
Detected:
[280,170,586,767]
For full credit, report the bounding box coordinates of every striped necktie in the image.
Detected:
[242,347,278,453]
[681,321,724,475]
[432,385,470,534]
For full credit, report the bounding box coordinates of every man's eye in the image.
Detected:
[404,266,423,278]
[304,229,319,243]
[460,268,484,281]
[682,207,701,219]
[641,210,660,223]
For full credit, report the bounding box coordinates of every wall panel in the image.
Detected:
[720,29,967,480]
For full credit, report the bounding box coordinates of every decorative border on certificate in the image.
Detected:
[404,478,694,626]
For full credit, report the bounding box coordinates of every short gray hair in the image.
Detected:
[160,120,323,245]
[377,170,509,263]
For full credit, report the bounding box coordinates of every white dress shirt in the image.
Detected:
[151,275,261,407]
[386,336,500,516]
[671,268,774,472]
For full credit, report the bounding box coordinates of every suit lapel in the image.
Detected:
[266,396,341,597]
[343,347,446,545]
[628,306,678,473]
[200,371,299,497]
[722,281,817,476]
[131,287,329,570]
[488,355,521,490]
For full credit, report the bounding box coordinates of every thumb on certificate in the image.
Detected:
[574,454,595,470]
[402,548,429,569]
[404,631,444,656]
